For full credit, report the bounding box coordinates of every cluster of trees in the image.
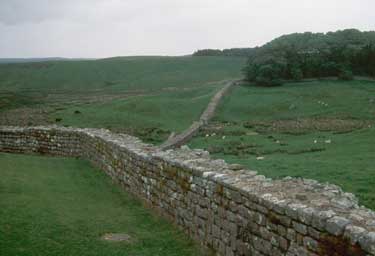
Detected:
[243,29,375,86]
[193,48,256,57]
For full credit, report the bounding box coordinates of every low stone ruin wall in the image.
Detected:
[1,126,374,256]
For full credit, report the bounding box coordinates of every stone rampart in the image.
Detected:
[1,126,374,256]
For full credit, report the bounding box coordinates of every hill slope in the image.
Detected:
[0,56,247,143]
[0,56,246,92]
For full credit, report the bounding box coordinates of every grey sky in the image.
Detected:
[0,0,374,58]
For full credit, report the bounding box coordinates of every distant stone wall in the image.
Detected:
[1,126,375,256]
[161,80,237,150]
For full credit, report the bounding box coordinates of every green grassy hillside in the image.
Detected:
[217,80,375,121]
[0,56,246,143]
[0,153,208,256]
[0,56,245,92]
[51,86,220,143]
[189,80,375,209]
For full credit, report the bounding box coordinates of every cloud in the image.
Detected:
[0,0,374,57]
[0,0,193,25]
[0,0,71,25]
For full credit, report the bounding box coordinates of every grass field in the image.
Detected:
[0,153,209,256]
[0,56,245,92]
[0,56,246,143]
[50,85,220,144]
[189,80,375,209]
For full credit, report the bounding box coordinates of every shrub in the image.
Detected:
[254,64,283,86]
[338,69,354,81]
[291,67,303,81]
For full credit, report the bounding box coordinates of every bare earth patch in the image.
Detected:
[101,233,133,243]
[0,107,51,126]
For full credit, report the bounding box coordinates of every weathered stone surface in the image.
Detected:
[359,232,375,254]
[286,241,316,256]
[286,203,307,220]
[325,216,350,236]
[311,210,336,231]
[298,207,315,225]
[1,125,374,256]
[303,236,319,252]
[293,221,308,235]
[307,227,320,240]
[344,225,367,245]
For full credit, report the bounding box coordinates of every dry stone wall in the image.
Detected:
[1,126,375,256]
[161,80,237,150]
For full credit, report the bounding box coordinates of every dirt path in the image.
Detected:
[160,79,240,150]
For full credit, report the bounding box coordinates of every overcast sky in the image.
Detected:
[0,0,374,58]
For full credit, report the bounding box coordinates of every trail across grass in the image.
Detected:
[0,153,208,256]
[189,80,375,209]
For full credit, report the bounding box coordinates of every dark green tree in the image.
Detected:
[243,29,375,86]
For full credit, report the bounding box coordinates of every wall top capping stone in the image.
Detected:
[1,125,375,255]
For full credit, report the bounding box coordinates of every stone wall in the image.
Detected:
[161,80,237,150]
[1,126,374,256]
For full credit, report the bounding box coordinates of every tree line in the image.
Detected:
[193,48,257,57]
[193,29,375,86]
[243,29,375,86]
